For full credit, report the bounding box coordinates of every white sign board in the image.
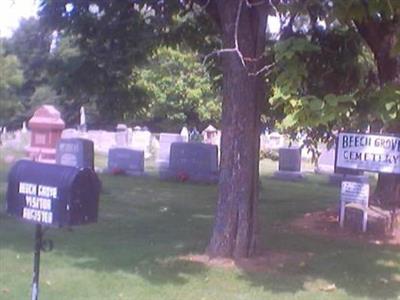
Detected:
[336,132,400,174]
[340,181,370,232]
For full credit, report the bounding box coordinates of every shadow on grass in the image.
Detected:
[0,172,214,286]
[1,166,399,298]
[239,230,400,299]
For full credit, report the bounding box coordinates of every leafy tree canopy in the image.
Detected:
[267,0,399,152]
[0,41,24,127]
[134,45,221,131]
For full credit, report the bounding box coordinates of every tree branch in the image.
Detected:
[245,0,268,8]
[248,62,275,77]
[203,0,245,67]
[235,0,246,67]
[202,0,271,78]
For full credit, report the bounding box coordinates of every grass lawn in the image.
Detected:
[0,153,399,300]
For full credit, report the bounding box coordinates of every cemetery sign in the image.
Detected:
[336,132,400,174]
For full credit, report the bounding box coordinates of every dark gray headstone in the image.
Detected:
[273,147,304,181]
[279,147,301,172]
[107,148,144,175]
[163,142,219,183]
[56,138,94,169]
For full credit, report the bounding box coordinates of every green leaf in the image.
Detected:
[281,114,297,128]
[385,101,396,111]
[324,94,338,106]
[309,98,324,111]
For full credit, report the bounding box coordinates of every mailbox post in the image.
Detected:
[32,224,42,300]
[6,160,100,299]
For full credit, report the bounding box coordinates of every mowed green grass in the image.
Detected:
[0,155,399,300]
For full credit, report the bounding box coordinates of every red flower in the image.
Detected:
[177,171,189,182]
[111,167,126,175]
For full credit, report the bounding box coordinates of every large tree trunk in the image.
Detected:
[356,19,400,207]
[206,0,267,258]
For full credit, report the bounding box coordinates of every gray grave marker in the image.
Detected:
[108,148,144,176]
[279,147,301,172]
[56,138,94,169]
[163,142,219,183]
[273,147,304,181]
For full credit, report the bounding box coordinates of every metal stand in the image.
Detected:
[32,224,42,300]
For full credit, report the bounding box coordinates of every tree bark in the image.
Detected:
[356,19,400,207]
[206,0,267,258]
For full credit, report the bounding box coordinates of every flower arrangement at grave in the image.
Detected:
[176,171,189,182]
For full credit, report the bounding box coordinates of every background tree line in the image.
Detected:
[0,8,221,131]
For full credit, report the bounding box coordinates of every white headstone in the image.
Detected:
[132,129,152,158]
[80,106,86,126]
[180,126,189,142]
[87,130,116,154]
[62,128,79,139]
[115,124,129,146]
[265,132,284,149]
[316,147,336,173]
[202,125,220,147]
[157,133,184,169]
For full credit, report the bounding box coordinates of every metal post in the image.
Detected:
[32,224,42,300]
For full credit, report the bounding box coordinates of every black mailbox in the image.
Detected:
[6,160,99,227]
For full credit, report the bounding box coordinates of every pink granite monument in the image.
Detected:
[26,105,65,162]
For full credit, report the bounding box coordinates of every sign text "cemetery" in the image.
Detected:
[336,133,400,174]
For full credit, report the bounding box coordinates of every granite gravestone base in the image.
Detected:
[56,138,94,169]
[161,142,219,183]
[107,148,144,176]
[273,147,304,181]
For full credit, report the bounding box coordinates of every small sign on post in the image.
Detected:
[335,132,400,233]
[340,181,370,232]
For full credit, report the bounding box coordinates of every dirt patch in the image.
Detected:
[178,251,312,273]
[290,207,400,246]
[176,208,400,274]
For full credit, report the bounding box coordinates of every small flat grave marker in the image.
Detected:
[340,181,370,232]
